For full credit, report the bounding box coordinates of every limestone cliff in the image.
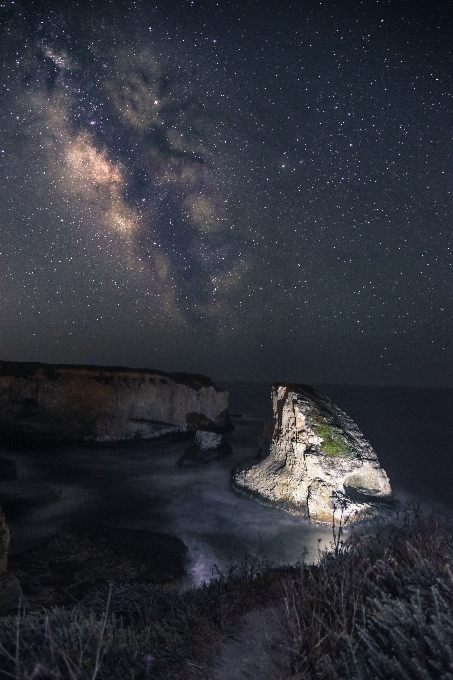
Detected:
[0,360,229,443]
[232,383,393,524]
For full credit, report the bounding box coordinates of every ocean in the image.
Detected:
[1,383,452,585]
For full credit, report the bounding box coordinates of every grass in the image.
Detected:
[1,504,452,679]
[315,421,355,458]
[0,557,287,679]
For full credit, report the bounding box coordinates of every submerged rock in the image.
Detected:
[0,360,230,444]
[178,429,232,467]
[232,383,393,524]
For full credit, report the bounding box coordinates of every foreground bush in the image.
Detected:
[0,557,285,679]
[284,505,453,679]
[1,504,452,679]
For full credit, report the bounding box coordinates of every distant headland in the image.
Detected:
[0,360,230,444]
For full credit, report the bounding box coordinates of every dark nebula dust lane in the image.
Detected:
[0,0,452,385]
[13,23,235,319]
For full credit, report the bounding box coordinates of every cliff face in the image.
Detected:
[0,360,229,443]
[233,383,393,524]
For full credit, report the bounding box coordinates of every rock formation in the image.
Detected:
[177,429,232,467]
[232,383,393,524]
[8,527,187,609]
[0,360,229,444]
[0,506,21,612]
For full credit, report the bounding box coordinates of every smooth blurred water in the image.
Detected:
[1,383,452,584]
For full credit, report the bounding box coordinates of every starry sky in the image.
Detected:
[0,0,452,386]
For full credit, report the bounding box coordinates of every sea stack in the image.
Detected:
[232,383,393,524]
[0,360,229,444]
[177,430,232,467]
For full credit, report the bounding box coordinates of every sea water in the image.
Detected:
[1,383,452,585]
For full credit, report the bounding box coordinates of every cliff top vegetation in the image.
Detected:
[0,504,452,679]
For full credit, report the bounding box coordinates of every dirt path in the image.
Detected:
[212,605,291,680]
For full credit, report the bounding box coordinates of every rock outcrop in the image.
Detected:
[177,429,232,467]
[0,506,21,612]
[232,383,393,524]
[8,527,187,609]
[0,360,229,444]
[0,507,8,575]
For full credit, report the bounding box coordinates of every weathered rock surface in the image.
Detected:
[0,505,21,612]
[0,360,229,444]
[232,383,393,524]
[178,429,232,467]
[195,430,224,450]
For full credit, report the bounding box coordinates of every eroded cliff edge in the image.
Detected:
[0,360,229,443]
[232,383,393,524]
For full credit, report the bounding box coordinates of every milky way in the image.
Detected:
[0,0,452,384]
[16,26,239,325]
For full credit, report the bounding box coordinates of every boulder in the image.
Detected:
[178,429,232,467]
[7,527,188,609]
[0,360,230,444]
[195,430,223,450]
[232,383,393,524]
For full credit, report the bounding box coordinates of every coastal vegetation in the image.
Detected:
[0,504,452,679]
[315,420,356,458]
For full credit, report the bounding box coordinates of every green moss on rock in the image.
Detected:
[316,422,355,458]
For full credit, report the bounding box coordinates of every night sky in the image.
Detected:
[1,0,452,386]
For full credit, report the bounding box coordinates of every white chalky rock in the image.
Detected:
[195,430,223,450]
[233,383,393,524]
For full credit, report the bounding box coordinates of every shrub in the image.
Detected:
[316,422,355,458]
[1,505,452,679]
[283,504,453,679]
[0,556,286,679]
[340,580,453,680]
